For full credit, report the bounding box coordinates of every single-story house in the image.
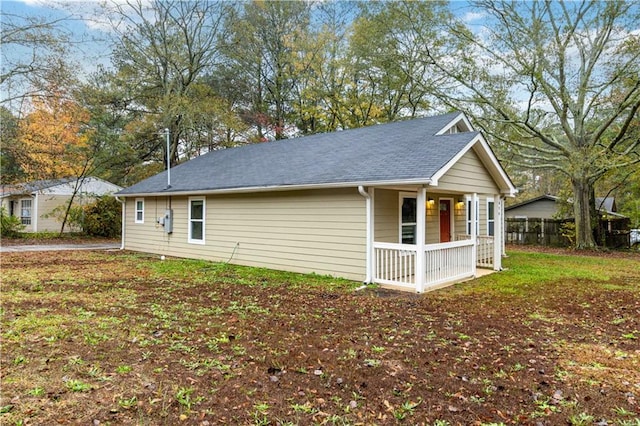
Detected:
[1,177,122,233]
[116,111,516,293]
[505,194,624,219]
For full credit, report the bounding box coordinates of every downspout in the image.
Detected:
[115,196,125,250]
[357,186,372,283]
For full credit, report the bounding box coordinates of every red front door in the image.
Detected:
[440,200,451,242]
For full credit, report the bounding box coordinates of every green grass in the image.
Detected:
[448,250,640,297]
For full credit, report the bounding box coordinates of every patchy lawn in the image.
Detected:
[1,248,638,425]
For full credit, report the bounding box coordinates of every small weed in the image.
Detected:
[13,355,25,365]
[393,398,421,420]
[291,401,316,414]
[568,412,594,425]
[118,395,138,409]
[470,395,485,404]
[175,386,203,412]
[27,386,45,397]
[371,345,385,353]
[65,379,91,392]
[511,362,525,372]
[68,355,84,366]
[340,348,357,360]
[364,359,381,367]
[612,406,637,417]
[116,365,132,374]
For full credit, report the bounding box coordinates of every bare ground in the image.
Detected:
[1,248,639,425]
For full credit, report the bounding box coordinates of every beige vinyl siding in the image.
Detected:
[437,149,500,194]
[374,189,465,244]
[374,189,398,243]
[34,194,86,232]
[124,188,367,281]
[504,200,558,219]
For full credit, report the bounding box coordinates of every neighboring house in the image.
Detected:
[116,112,516,293]
[1,177,122,233]
[505,194,624,219]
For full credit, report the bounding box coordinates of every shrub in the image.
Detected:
[83,196,121,238]
[0,206,24,238]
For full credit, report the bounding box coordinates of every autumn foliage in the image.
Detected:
[17,89,94,180]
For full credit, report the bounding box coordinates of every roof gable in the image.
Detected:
[117,112,515,197]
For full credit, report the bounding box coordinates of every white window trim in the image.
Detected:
[466,196,479,236]
[135,198,144,224]
[188,197,206,245]
[487,197,495,236]
[399,192,417,245]
[20,198,32,225]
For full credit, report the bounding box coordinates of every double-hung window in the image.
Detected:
[400,195,417,244]
[20,199,32,225]
[135,199,144,223]
[466,198,479,235]
[487,198,495,236]
[188,198,205,244]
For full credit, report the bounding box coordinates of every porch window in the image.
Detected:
[20,199,32,225]
[135,198,144,223]
[400,195,417,244]
[487,198,495,236]
[466,198,479,235]
[188,198,205,244]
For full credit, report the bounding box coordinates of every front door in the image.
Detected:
[439,200,451,242]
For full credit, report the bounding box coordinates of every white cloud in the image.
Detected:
[461,11,486,23]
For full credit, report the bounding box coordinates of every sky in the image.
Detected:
[1,0,487,80]
[1,0,114,75]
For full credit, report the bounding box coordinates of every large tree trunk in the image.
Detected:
[572,177,597,249]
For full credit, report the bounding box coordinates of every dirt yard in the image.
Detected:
[1,248,638,425]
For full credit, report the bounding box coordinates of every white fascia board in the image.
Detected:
[435,112,475,135]
[430,134,517,197]
[115,178,434,198]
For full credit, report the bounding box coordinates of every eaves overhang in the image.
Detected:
[115,178,434,198]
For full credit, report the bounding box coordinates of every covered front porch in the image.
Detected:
[361,186,505,293]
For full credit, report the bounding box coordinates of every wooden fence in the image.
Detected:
[505,217,631,248]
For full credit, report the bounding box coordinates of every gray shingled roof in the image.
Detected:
[0,178,76,197]
[117,112,479,196]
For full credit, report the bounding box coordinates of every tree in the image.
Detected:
[103,0,233,167]
[0,8,71,109]
[345,1,450,123]
[0,107,25,183]
[15,64,108,234]
[419,0,640,249]
[221,1,312,140]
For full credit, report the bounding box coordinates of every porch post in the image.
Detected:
[501,197,507,257]
[33,193,39,232]
[416,187,426,292]
[493,193,502,271]
[369,188,375,282]
[471,193,478,277]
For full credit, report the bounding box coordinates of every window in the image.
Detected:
[135,199,144,223]
[487,198,495,236]
[188,198,205,244]
[20,199,32,225]
[466,198,479,235]
[400,195,417,244]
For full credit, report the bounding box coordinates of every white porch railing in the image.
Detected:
[373,239,476,291]
[455,234,495,268]
[373,242,417,289]
[424,240,475,287]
